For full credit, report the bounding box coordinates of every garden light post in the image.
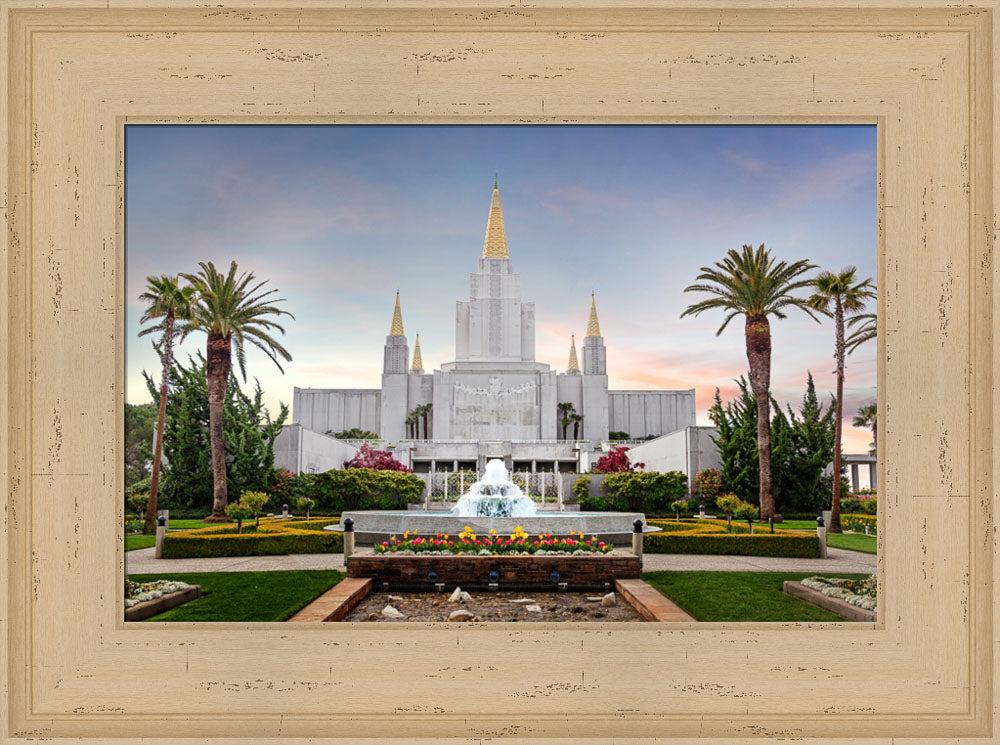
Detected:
[282,503,289,519]
[154,514,167,559]
[343,517,355,560]
[632,519,644,564]
[816,515,828,559]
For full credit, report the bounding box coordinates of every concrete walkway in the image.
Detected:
[125,546,874,576]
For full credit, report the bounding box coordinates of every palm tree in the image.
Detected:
[571,412,584,441]
[846,312,876,354]
[405,411,417,439]
[853,402,878,457]
[181,261,293,521]
[808,267,876,532]
[557,402,575,440]
[419,403,432,440]
[137,275,196,534]
[682,244,819,518]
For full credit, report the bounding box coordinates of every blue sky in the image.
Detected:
[125,124,877,450]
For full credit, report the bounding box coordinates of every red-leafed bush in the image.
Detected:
[594,445,643,473]
[344,443,410,472]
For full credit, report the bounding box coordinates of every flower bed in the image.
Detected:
[161,517,343,558]
[125,579,192,607]
[373,527,614,556]
[800,575,877,610]
[841,513,877,535]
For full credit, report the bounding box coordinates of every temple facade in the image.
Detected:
[286,181,697,474]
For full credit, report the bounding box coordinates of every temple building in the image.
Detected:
[279,181,700,475]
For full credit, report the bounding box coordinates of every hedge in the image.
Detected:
[161,517,344,558]
[643,519,820,557]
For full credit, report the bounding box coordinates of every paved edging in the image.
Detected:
[615,579,694,622]
[289,578,373,622]
[125,585,201,622]
[125,546,875,575]
[782,581,876,621]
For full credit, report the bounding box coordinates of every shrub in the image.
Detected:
[296,497,316,519]
[573,476,591,504]
[644,531,820,557]
[602,471,688,512]
[715,493,742,530]
[225,502,254,533]
[734,501,759,531]
[344,443,410,471]
[693,468,723,510]
[126,492,148,517]
[670,500,689,520]
[161,517,343,558]
[594,445,643,473]
[608,430,630,440]
[239,490,270,528]
[312,468,424,511]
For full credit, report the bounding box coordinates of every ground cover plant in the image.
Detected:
[128,570,345,622]
[641,571,871,622]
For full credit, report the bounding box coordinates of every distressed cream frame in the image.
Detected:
[1,1,998,742]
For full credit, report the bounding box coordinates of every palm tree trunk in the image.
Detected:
[872,417,877,459]
[745,314,775,518]
[422,408,430,440]
[830,299,846,532]
[204,332,232,521]
[144,312,174,534]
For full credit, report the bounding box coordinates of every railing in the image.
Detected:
[412,470,565,510]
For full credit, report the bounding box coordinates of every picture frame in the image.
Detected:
[1,1,997,742]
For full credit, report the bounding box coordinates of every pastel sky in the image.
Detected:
[125,124,877,451]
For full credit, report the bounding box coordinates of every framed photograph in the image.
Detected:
[1,1,996,742]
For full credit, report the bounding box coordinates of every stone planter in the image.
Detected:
[125,585,201,622]
[782,581,876,622]
[347,553,640,586]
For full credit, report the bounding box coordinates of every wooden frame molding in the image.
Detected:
[1,2,997,742]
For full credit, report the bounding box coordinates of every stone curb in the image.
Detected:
[782,581,876,621]
[125,585,201,622]
[288,578,373,622]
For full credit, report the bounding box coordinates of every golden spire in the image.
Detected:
[585,293,602,337]
[567,334,580,372]
[411,333,424,371]
[482,177,509,258]
[389,292,404,336]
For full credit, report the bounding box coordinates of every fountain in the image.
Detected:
[331,458,657,545]
[451,459,537,518]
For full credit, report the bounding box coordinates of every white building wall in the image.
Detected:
[607,389,696,438]
[625,425,721,486]
[273,424,360,475]
[292,387,380,435]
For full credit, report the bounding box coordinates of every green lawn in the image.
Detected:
[642,571,871,622]
[125,518,215,551]
[125,534,156,552]
[826,532,877,554]
[127,570,346,622]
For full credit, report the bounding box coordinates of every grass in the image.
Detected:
[127,570,346,622]
[641,571,871,622]
[125,535,156,551]
[124,518,217,551]
[827,532,877,553]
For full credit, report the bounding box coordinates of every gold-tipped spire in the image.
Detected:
[411,333,424,371]
[567,334,580,372]
[389,292,404,336]
[585,293,602,337]
[482,178,509,258]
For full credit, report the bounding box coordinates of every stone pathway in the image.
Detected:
[125,546,874,575]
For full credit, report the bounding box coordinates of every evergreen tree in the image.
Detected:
[710,374,836,513]
[143,352,288,512]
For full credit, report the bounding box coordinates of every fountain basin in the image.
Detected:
[333,510,652,546]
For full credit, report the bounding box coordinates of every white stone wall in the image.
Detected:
[292,387,380,435]
[607,389,696,438]
[581,374,610,442]
[448,371,542,441]
[273,424,360,475]
[624,425,721,484]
